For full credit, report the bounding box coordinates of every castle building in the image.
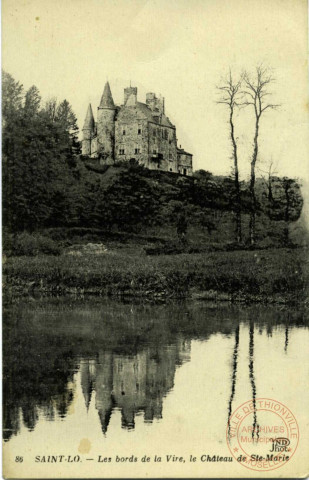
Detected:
[82,82,193,175]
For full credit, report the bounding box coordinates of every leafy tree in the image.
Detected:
[24,85,41,117]
[2,71,23,123]
[3,111,74,230]
[101,163,160,231]
[268,177,303,244]
[44,97,57,122]
[55,99,81,156]
[176,211,188,243]
[2,72,80,231]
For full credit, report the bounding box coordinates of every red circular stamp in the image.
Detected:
[226,398,299,472]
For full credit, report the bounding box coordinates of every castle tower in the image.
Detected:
[97,82,116,162]
[82,104,95,155]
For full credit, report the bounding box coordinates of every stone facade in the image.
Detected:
[177,147,193,176]
[82,82,193,175]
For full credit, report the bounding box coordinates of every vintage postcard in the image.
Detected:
[2,0,309,478]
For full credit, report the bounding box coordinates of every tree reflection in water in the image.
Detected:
[249,319,259,440]
[3,298,307,442]
[227,323,239,439]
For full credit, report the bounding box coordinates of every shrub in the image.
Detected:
[9,232,61,256]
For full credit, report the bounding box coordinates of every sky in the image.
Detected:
[2,0,309,183]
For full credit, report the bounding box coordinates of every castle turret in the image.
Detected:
[97,82,116,162]
[82,104,95,155]
[80,360,93,411]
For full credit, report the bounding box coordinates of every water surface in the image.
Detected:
[3,298,309,477]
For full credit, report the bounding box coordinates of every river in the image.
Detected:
[3,297,309,478]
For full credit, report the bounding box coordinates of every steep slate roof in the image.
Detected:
[117,101,175,128]
[159,114,174,128]
[83,104,95,130]
[99,82,115,108]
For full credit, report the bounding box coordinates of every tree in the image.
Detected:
[217,70,242,243]
[44,97,58,122]
[2,70,23,124]
[242,66,279,244]
[176,211,188,244]
[55,99,81,156]
[270,177,303,245]
[258,157,278,204]
[2,72,80,231]
[3,110,76,231]
[24,85,41,117]
[98,162,160,232]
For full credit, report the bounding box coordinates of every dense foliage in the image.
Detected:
[2,71,303,245]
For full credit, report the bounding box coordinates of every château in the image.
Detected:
[82,82,193,175]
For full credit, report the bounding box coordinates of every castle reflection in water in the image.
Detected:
[3,321,191,441]
[80,338,190,432]
[3,298,307,443]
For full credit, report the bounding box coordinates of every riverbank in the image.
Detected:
[3,246,309,305]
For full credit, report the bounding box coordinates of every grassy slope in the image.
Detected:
[4,167,308,302]
[4,247,309,304]
[80,165,295,248]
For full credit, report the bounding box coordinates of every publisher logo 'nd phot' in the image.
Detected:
[226,398,299,472]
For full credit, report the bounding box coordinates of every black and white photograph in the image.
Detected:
[2,0,309,478]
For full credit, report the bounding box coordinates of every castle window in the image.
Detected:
[122,129,126,135]
[138,128,141,135]
[170,168,172,172]
[135,148,140,154]
[153,149,157,154]
[153,129,156,137]
[164,130,168,140]
[169,139,172,144]
[169,153,172,159]
[119,148,125,155]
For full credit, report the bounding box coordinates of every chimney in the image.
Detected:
[124,86,137,106]
[146,92,165,114]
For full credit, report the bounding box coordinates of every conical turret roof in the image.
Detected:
[83,103,95,130]
[80,361,93,411]
[99,82,115,108]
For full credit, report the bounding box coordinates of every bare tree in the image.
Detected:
[242,66,280,244]
[217,70,242,243]
[258,157,278,204]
